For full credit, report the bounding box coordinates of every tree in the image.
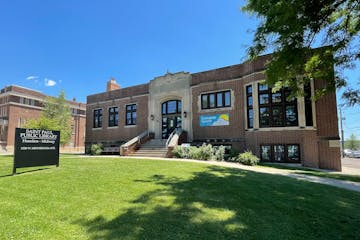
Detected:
[25,91,72,145]
[242,0,359,104]
[345,134,360,150]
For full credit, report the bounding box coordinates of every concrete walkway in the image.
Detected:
[121,156,360,193]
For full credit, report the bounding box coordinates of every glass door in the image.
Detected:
[161,100,182,139]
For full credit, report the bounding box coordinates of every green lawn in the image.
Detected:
[1,155,360,240]
[259,162,360,183]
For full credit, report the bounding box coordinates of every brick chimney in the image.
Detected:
[106,78,120,92]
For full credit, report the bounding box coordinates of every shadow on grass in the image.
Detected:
[74,166,360,239]
[0,167,51,178]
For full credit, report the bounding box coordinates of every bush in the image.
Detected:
[237,151,259,166]
[226,148,239,162]
[198,143,214,160]
[188,146,201,160]
[173,144,214,160]
[90,144,103,155]
[214,145,225,161]
[172,146,189,158]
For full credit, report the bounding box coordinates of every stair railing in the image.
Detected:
[120,130,152,156]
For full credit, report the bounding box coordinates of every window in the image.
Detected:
[93,109,102,128]
[304,83,313,126]
[126,104,136,125]
[260,144,300,163]
[108,107,119,127]
[162,100,181,115]
[246,85,253,128]
[201,90,231,109]
[258,83,298,127]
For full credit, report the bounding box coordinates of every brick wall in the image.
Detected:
[86,95,149,148]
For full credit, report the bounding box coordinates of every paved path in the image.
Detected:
[121,156,360,193]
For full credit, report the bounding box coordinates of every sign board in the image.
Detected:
[13,128,60,174]
[200,114,229,127]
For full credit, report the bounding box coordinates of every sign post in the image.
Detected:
[13,128,60,174]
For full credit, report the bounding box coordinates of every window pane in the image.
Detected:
[209,94,215,108]
[177,101,182,113]
[259,107,270,127]
[272,92,282,103]
[162,103,167,114]
[259,94,269,104]
[126,105,131,111]
[247,85,252,94]
[259,83,268,91]
[201,95,208,109]
[247,96,253,107]
[132,105,137,110]
[274,145,285,162]
[272,107,283,126]
[261,146,271,161]
[224,91,231,106]
[287,145,300,162]
[286,105,298,126]
[247,109,253,128]
[167,101,177,114]
[216,93,223,107]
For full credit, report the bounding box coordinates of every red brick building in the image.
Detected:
[0,85,86,153]
[86,54,341,170]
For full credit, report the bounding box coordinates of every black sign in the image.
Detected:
[13,128,60,174]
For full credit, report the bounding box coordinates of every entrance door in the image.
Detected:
[161,100,182,139]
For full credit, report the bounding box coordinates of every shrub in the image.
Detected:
[198,143,214,160]
[172,146,189,158]
[237,151,259,166]
[214,145,225,161]
[90,144,103,155]
[188,146,202,160]
[226,148,239,162]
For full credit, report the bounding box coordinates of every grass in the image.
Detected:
[0,154,360,239]
[259,162,360,183]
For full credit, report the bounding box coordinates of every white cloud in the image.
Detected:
[26,75,39,80]
[44,78,56,87]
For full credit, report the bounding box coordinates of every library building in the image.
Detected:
[86,54,341,170]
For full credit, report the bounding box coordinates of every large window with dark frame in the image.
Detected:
[258,83,298,128]
[126,104,137,125]
[304,83,313,126]
[93,109,102,128]
[260,144,300,163]
[201,90,231,110]
[108,107,119,127]
[246,85,253,128]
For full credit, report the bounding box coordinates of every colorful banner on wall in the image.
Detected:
[200,114,229,127]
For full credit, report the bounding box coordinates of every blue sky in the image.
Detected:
[0,0,359,139]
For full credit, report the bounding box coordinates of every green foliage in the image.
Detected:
[214,145,225,161]
[172,146,189,158]
[242,0,360,105]
[24,91,72,145]
[226,148,240,161]
[237,151,260,166]
[345,134,360,150]
[90,144,103,155]
[172,144,214,160]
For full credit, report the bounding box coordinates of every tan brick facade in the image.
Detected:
[86,54,341,170]
[0,85,86,153]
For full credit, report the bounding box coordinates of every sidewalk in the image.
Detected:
[122,156,360,193]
